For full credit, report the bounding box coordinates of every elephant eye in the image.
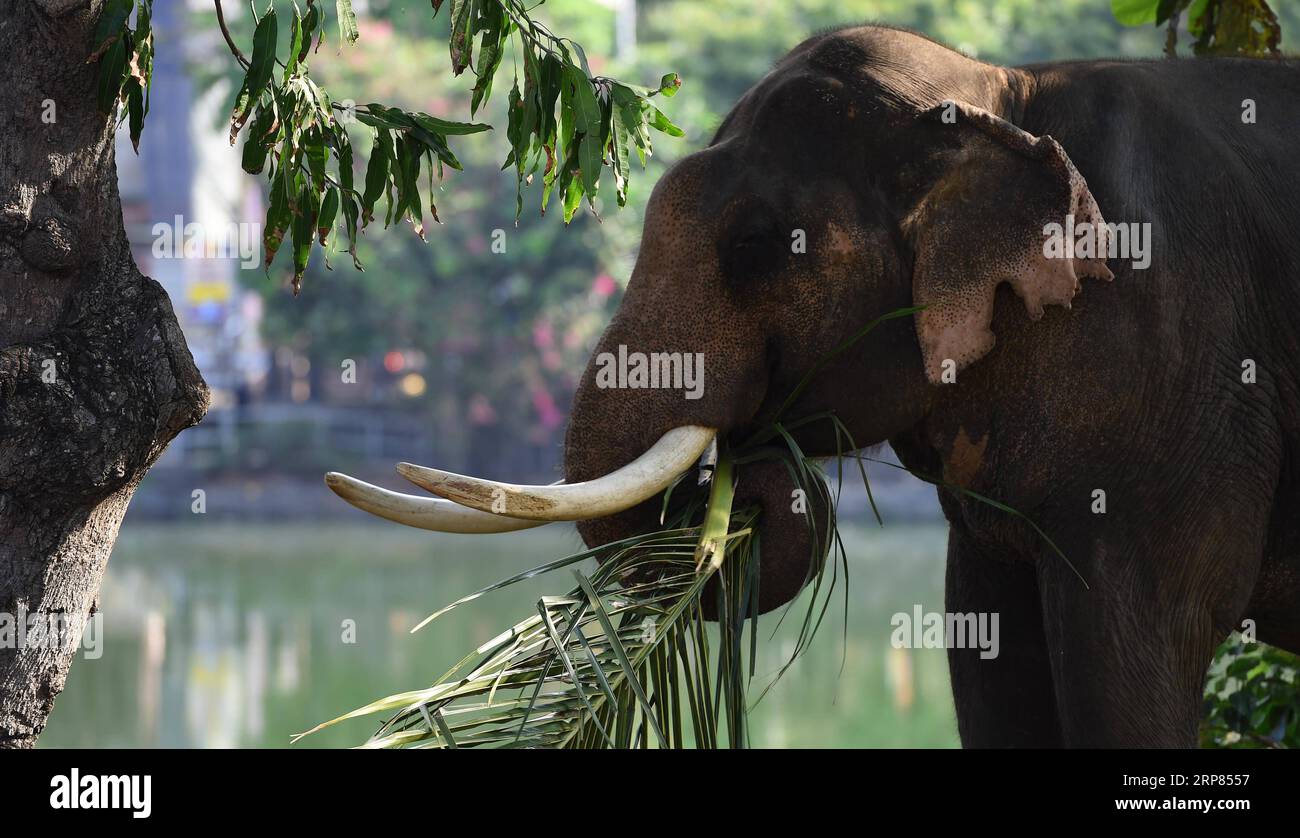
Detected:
[718,199,785,283]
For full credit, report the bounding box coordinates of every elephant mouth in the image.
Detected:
[324,376,834,615]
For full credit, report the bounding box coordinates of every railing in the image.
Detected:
[155,403,438,473]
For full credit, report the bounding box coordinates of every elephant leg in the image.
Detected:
[946,528,1062,747]
[1035,513,1265,748]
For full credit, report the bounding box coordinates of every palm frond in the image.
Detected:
[297,439,840,748]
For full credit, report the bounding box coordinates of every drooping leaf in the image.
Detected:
[291,182,319,293]
[317,186,340,246]
[241,105,277,173]
[300,1,320,61]
[568,65,602,140]
[284,6,304,81]
[263,163,293,271]
[230,9,279,143]
[305,126,328,191]
[612,84,650,166]
[577,132,601,205]
[610,99,631,206]
[336,0,359,45]
[126,79,145,152]
[341,192,362,269]
[448,0,474,75]
[89,0,133,61]
[361,127,392,224]
[410,113,491,136]
[646,103,684,137]
[95,34,129,113]
[470,0,506,116]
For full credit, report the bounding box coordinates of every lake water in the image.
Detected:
[40,521,958,748]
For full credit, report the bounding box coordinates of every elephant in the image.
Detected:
[328,25,1300,748]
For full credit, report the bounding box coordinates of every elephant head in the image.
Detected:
[326,25,1113,614]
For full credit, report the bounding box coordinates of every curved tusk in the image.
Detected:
[324,472,546,534]
[396,425,717,522]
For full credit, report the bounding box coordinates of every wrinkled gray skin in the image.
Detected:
[563,24,1300,747]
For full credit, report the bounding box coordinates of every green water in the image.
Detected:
[40,522,957,748]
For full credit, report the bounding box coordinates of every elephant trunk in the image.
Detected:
[563,316,828,614]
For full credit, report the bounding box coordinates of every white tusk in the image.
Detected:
[324,472,546,534]
[396,425,717,522]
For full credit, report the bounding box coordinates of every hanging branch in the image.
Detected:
[91,0,684,295]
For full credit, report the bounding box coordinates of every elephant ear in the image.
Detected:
[903,100,1114,384]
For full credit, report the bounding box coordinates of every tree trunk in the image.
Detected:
[0,0,208,748]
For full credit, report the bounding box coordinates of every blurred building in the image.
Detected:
[119,0,268,421]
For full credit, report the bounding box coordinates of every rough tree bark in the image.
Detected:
[0,0,208,747]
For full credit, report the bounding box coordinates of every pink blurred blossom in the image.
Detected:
[531,386,563,430]
[532,318,554,350]
[468,394,498,426]
[591,273,617,298]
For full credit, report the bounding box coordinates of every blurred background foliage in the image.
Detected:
[1112,0,1284,56]
[1202,636,1300,748]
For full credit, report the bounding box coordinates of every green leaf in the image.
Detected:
[647,103,684,137]
[578,131,601,204]
[658,72,682,97]
[562,160,583,223]
[568,65,602,138]
[448,0,474,75]
[569,40,593,78]
[230,9,279,142]
[1187,0,1212,33]
[247,9,280,90]
[410,113,490,136]
[304,126,328,191]
[126,79,145,153]
[90,0,133,60]
[408,124,463,172]
[300,2,320,60]
[96,35,129,114]
[470,0,505,116]
[291,182,319,293]
[394,134,426,238]
[1111,0,1161,26]
[612,84,650,165]
[355,104,410,130]
[341,195,361,268]
[555,140,578,220]
[263,164,292,272]
[610,102,631,206]
[538,54,562,144]
[361,127,391,224]
[505,79,526,172]
[337,127,355,194]
[336,0,359,45]
[284,6,304,81]
[241,106,276,173]
[317,186,340,246]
